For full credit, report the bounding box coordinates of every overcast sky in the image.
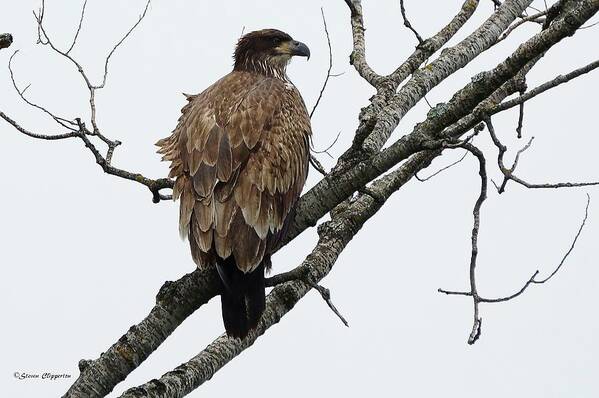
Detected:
[1,1,598,397]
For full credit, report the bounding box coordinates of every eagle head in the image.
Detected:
[233,29,310,78]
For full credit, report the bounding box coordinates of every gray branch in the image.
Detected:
[2,0,599,397]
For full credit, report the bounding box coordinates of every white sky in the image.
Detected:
[1,1,598,397]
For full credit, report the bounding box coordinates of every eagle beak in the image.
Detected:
[290,40,310,60]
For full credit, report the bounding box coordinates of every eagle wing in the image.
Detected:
[157,71,311,272]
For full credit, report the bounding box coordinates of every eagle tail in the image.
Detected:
[216,258,265,339]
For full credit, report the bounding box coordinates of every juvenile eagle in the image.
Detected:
[156,29,311,338]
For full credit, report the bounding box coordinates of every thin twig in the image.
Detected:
[579,20,599,29]
[510,136,534,171]
[498,10,547,42]
[311,283,349,327]
[96,0,151,89]
[495,59,599,113]
[460,142,487,345]
[310,8,333,119]
[516,84,526,138]
[308,8,339,174]
[415,150,468,182]
[8,50,78,130]
[265,268,348,326]
[312,130,342,159]
[66,0,88,54]
[423,95,433,109]
[309,154,328,176]
[486,117,599,193]
[0,110,79,140]
[533,193,591,284]
[399,0,424,44]
[439,194,591,302]
[22,0,160,194]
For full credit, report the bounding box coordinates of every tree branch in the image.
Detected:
[438,194,591,305]
[118,138,432,398]
[66,0,88,54]
[310,8,334,119]
[399,0,424,44]
[1,0,597,396]
[486,117,599,193]
[308,7,340,176]
[388,0,480,87]
[362,0,533,153]
[495,58,599,112]
[293,0,599,241]
[343,0,384,87]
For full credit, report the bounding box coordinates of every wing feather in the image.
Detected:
[156,71,311,272]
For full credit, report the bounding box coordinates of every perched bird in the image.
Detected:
[156,29,312,338]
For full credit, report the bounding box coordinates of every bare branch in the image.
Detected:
[307,8,340,175]
[265,268,349,327]
[533,194,591,283]
[32,0,150,140]
[399,0,424,44]
[96,0,151,89]
[343,0,384,87]
[0,109,172,201]
[515,84,526,138]
[63,268,221,398]
[311,283,349,327]
[486,117,599,193]
[579,19,599,29]
[498,10,547,42]
[312,130,342,158]
[74,118,172,203]
[338,0,478,163]
[460,142,487,345]
[388,0,480,87]
[118,135,433,398]
[0,110,79,140]
[439,194,591,303]
[310,8,333,119]
[309,154,328,176]
[363,0,533,153]
[66,0,88,54]
[415,149,468,182]
[301,0,599,236]
[8,50,78,130]
[495,58,599,113]
[1,0,169,202]
[4,0,596,395]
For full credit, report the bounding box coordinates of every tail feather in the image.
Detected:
[217,258,265,339]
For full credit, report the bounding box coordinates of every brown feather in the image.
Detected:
[192,216,213,252]
[178,176,194,239]
[214,233,233,259]
[194,198,214,232]
[202,125,221,166]
[192,163,217,198]
[216,132,233,181]
[156,69,311,273]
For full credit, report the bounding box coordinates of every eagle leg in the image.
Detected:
[217,257,266,339]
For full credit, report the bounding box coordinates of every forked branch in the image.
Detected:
[1,0,598,397]
[439,195,591,341]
